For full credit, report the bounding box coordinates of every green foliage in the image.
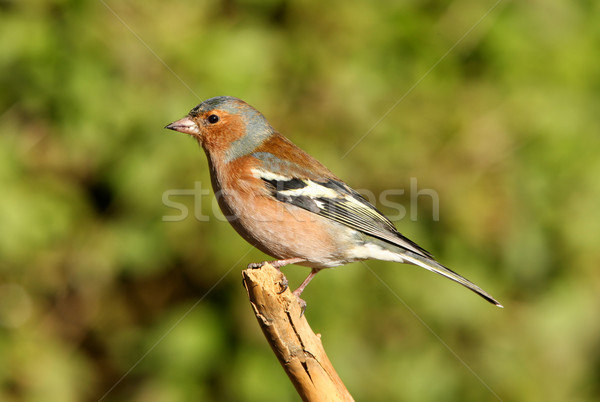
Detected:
[1,0,599,400]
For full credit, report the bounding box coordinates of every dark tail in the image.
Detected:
[401,250,503,308]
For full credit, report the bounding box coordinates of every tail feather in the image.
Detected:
[401,250,503,308]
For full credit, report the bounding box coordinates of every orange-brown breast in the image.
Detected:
[205,153,351,265]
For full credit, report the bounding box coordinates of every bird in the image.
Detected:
[165,96,503,308]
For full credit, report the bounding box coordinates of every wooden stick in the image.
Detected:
[242,264,354,402]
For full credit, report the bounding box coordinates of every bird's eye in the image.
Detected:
[207,114,220,124]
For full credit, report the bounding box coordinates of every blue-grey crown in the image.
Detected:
[191,96,275,161]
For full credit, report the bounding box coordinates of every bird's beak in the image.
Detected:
[164,117,201,136]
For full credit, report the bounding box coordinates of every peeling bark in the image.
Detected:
[242,264,354,402]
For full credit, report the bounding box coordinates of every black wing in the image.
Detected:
[259,173,433,259]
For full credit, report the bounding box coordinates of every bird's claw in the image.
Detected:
[247,261,288,294]
[292,290,307,316]
[247,261,267,269]
[297,298,307,316]
[276,275,289,294]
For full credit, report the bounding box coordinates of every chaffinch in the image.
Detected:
[166,96,502,308]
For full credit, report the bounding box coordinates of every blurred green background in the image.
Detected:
[1,0,599,400]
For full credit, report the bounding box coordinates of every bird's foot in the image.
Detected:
[247,261,288,293]
[247,258,306,270]
[247,261,268,269]
[292,289,307,316]
[277,275,289,294]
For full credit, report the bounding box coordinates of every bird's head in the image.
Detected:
[165,96,274,161]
